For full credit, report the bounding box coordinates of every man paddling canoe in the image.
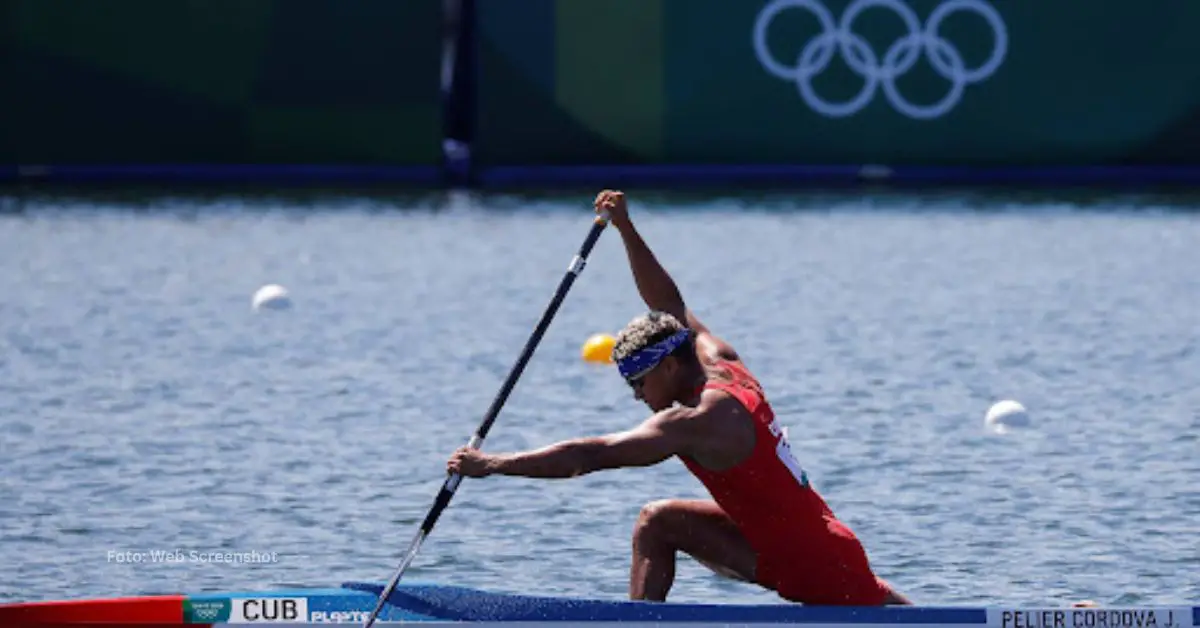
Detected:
[448,190,910,607]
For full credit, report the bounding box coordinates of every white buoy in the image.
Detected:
[252,284,292,311]
[985,399,1029,433]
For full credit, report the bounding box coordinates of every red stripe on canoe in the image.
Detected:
[0,595,184,625]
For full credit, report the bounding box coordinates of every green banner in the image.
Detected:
[0,0,443,166]
[475,0,1200,166]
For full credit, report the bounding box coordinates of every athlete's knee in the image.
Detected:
[633,499,683,546]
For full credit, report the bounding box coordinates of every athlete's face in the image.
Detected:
[627,358,677,412]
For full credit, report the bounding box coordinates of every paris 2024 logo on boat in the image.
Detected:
[753,0,1008,119]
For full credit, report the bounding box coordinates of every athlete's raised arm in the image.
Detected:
[594,190,738,363]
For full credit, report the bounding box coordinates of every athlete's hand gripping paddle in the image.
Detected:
[362,212,610,628]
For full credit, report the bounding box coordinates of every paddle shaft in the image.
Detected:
[363,216,609,628]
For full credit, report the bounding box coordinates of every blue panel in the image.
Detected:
[341,581,987,624]
[473,164,1200,188]
[0,164,443,184]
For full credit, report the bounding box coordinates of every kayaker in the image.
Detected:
[448,190,910,606]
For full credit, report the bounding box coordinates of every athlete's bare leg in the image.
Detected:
[629,499,757,601]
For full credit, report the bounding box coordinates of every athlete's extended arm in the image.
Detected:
[447,408,695,479]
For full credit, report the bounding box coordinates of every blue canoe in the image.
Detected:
[0,580,1195,627]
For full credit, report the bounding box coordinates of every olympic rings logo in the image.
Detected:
[752,0,1007,119]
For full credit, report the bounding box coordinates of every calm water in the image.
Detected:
[1,188,1197,607]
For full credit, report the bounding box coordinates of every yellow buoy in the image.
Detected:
[581,333,615,364]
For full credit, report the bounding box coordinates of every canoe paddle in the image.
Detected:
[362,213,609,628]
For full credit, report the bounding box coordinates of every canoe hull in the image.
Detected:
[0,581,1195,627]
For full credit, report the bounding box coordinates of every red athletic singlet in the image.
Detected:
[679,359,888,605]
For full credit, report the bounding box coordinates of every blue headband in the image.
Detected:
[617,328,692,380]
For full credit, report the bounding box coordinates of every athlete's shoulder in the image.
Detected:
[694,384,756,424]
[682,384,760,468]
[706,358,766,394]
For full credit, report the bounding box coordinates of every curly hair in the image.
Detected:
[611,310,693,363]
